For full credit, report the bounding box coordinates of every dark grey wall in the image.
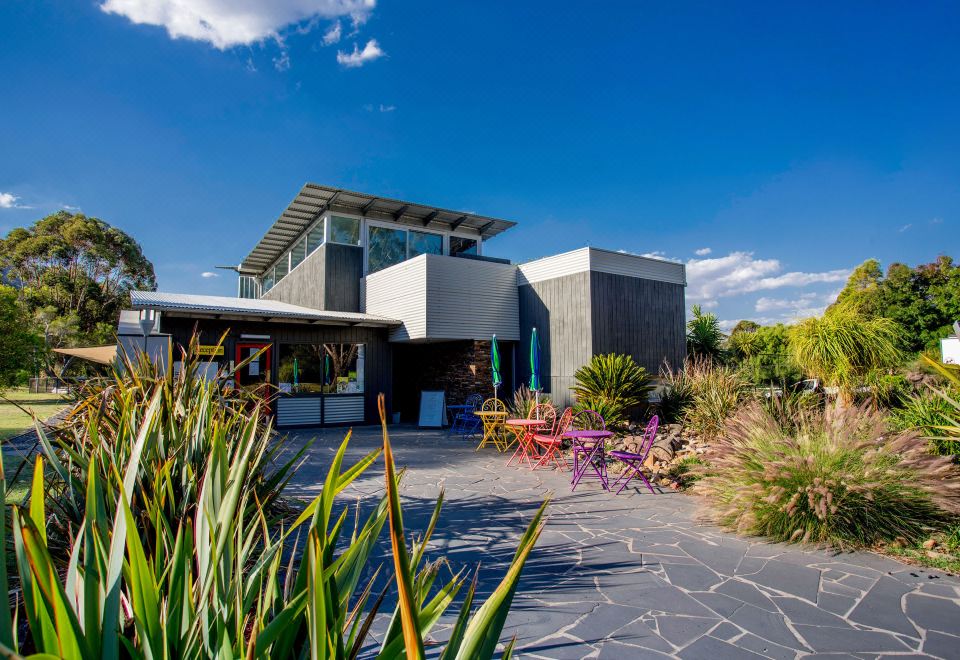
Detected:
[261,243,362,312]
[589,271,686,374]
[159,316,391,424]
[517,272,593,407]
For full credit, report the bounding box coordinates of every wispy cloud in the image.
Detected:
[899,223,912,232]
[686,251,850,301]
[930,217,944,225]
[322,20,342,45]
[273,50,291,71]
[694,247,712,256]
[0,192,30,209]
[99,0,376,50]
[201,271,219,278]
[336,39,384,67]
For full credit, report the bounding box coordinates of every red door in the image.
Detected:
[235,343,272,411]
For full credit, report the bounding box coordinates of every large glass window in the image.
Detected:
[368,225,408,273]
[262,270,275,292]
[273,257,288,282]
[307,219,325,253]
[277,343,364,395]
[450,236,478,257]
[290,238,307,270]
[330,215,360,245]
[408,230,443,258]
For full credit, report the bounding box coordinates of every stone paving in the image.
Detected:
[285,425,960,659]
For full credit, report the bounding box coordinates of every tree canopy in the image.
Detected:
[686,304,726,359]
[0,285,40,389]
[0,211,156,372]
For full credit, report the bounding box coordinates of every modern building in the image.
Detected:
[123,184,687,427]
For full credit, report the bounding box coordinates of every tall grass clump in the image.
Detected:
[694,403,960,547]
[509,384,551,419]
[571,353,652,428]
[656,362,693,424]
[681,356,749,438]
[0,337,547,658]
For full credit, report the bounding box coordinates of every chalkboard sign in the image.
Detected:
[418,390,447,428]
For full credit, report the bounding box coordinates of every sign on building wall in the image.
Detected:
[197,345,225,356]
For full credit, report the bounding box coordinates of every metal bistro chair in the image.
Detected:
[532,407,574,471]
[507,403,555,467]
[450,393,483,437]
[609,415,660,495]
[570,410,608,491]
[476,398,509,451]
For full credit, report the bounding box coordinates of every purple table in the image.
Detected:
[564,429,613,491]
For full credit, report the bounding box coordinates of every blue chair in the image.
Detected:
[450,394,483,437]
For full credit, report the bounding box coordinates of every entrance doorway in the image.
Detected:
[235,343,272,410]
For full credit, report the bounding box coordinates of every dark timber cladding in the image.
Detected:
[518,271,686,407]
[158,316,392,423]
[260,243,363,312]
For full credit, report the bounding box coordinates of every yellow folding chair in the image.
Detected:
[475,398,508,451]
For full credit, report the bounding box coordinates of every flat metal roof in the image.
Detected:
[130,291,400,327]
[240,183,518,273]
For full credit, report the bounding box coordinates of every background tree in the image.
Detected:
[728,322,798,385]
[0,285,41,389]
[788,302,904,406]
[0,211,156,373]
[686,304,726,360]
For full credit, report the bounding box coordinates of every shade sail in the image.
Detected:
[53,345,118,365]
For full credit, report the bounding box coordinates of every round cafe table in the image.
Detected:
[473,410,509,451]
[504,418,546,467]
[563,429,614,491]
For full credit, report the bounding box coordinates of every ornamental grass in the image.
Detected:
[693,403,960,547]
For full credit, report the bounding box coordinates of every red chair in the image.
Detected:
[533,407,573,471]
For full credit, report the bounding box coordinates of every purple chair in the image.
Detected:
[570,410,609,491]
[609,415,659,495]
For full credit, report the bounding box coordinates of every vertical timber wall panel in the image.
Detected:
[517,272,593,408]
[589,272,686,373]
[260,244,363,313]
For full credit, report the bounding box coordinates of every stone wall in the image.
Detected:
[392,340,513,422]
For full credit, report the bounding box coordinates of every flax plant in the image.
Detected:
[0,337,547,658]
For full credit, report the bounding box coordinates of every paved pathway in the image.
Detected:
[285,425,960,659]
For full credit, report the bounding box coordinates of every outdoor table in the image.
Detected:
[565,429,613,491]
[473,410,509,451]
[504,418,546,467]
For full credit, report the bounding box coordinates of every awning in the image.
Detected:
[53,345,118,365]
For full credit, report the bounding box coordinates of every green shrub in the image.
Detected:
[686,304,726,360]
[758,389,822,435]
[890,391,959,455]
[866,371,912,408]
[682,357,749,438]
[694,404,960,547]
[571,354,652,428]
[509,384,551,419]
[656,362,693,424]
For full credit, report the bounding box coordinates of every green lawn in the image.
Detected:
[2,388,71,504]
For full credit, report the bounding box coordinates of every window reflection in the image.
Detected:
[278,343,364,395]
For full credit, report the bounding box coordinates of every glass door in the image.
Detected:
[235,343,272,409]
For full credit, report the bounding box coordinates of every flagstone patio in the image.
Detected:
[284,425,960,659]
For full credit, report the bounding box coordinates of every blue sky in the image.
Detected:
[1,1,958,328]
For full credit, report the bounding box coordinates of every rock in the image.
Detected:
[922,539,937,550]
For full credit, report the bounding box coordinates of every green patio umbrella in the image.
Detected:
[293,357,299,390]
[491,334,502,400]
[530,327,542,414]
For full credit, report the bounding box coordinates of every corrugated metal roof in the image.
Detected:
[240,183,518,273]
[130,291,400,327]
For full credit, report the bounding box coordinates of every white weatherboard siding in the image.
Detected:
[364,254,519,342]
[363,257,428,341]
[517,247,686,286]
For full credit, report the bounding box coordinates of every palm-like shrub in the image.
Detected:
[571,354,652,428]
[656,362,693,424]
[681,356,749,438]
[509,384,551,419]
[686,305,726,360]
[694,403,960,546]
[788,303,904,406]
[914,355,960,456]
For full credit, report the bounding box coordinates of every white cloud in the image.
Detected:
[201,271,219,278]
[694,247,712,256]
[378,103,395,112]
[899,223,912,232]
[686,251,850,301]
[336,39,384,67]
[99,0,375,50]
[273,50,291,71]
[322,20,342,45]
[0,192,19,209]
[930,217,944,225]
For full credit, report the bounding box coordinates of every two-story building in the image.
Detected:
[121,183,687,427]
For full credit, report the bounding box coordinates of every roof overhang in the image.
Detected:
[130,292,400,328]
[240,184,518,273]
